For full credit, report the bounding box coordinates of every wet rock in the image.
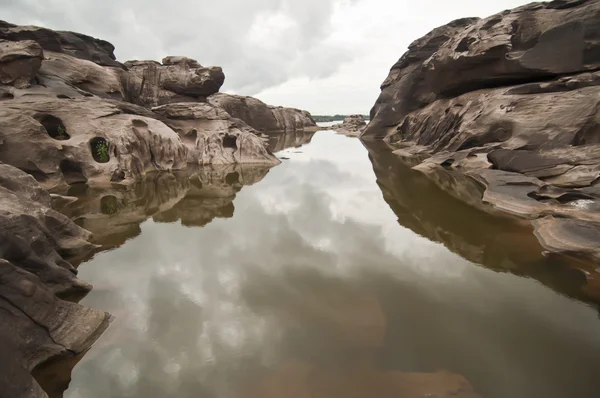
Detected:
[207,92,317,132]
[0,39,43,88]
[0,163,111,398]
[333,115,367,137]
[364,0,600,263]
[153,102,280,166]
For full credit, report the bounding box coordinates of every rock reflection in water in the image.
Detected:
[363,140,600,303]
[265,130,316,152]
[42,131,600,398]
[53,165,272,260]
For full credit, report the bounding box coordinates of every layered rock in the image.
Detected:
[333,114,367,137]
[0,163,111,398]
[123,57,225,107]
[208,93,317,132]
[364,0,600,265]
[0,97,188,188]
[0,20,287,186]
[153,102,280,166]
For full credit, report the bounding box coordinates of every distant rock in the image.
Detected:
[364,0,600,263]
[207,92,317,133]
[333,114,367,137]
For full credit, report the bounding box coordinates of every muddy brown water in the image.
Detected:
[38,126,600,398]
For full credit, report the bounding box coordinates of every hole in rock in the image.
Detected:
[225,172,240,185]
[36,114,70,140]
[441,159,455,167]
[59,160,88,185]
[90,137,110,163]
[1,92,14,100]
[56,94,71,99]
[100,195,119,215]
[223,135,238,150]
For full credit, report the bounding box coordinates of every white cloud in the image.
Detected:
[0,0,541,113]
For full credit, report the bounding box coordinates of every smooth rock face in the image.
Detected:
[153,102,280,166]
[364,0,600,264]
[207,93,317,132]
[333,115,367,137]
[0,163,111,398]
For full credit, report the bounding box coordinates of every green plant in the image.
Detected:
[95,140,109,163]
[56,125,68,140]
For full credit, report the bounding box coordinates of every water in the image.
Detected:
[39,126,600,398]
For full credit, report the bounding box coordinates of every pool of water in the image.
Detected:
[40,127,600,398]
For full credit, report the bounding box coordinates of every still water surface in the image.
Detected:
[46,126,600,397]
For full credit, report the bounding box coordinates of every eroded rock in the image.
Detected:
[0,97,188,188]
[0,39,43,88]
[364,0,600,266]
[0,163,110,398]
[207,93,317,132]
[333,115,367,137]
[153,102,280,166]
[123,57,225,107]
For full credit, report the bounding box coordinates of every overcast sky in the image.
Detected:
[2,0,538,114]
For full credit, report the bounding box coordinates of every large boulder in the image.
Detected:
[153,102,280,166]
[364,0,600,138]
[0,163,111,398]
[0,97,188,188]
[0,20,122,68]
[207,93,317,132]
[123,57,225,107]
[363,0,600,264]
[0,39,43,88]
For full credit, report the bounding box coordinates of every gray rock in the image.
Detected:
[363,0,600,264]
[0,97,188,188]
[0,163,111,398]
[0,39,43,88]
[207,92,317,132]
[124,57,224,107]
[153,102,280,166]
[333,115,367,137]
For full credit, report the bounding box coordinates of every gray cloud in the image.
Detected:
[0,0,358,94]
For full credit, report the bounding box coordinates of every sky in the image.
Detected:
[1,0,540,114]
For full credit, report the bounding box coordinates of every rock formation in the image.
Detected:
[207,92,317,133]
[0,20,313,187]
[0,163,111,398]
[153,102,280,166]
[0,19,313,398]
[333,114,367,137]
[364,0,600,265]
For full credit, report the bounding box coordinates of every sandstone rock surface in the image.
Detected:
[364,0,600,266]
[208,93,317,132]
[0,163,111,398]
[333,114,367,137]
[153,102,280,166]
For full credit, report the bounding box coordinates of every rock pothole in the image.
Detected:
[36,114,70,140]
[90,137,110,163]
